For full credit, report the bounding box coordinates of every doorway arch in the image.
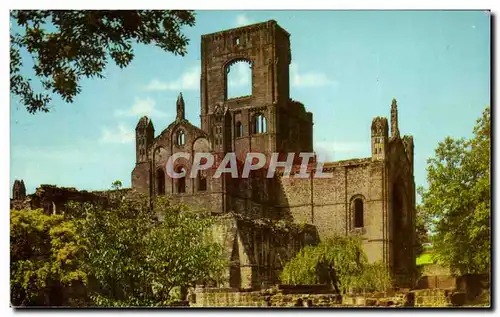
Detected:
[156,168,166,195]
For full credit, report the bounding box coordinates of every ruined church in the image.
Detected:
[132,20,416,288]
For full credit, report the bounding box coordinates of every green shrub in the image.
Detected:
[356,261,392,292]
[280,236,391,293]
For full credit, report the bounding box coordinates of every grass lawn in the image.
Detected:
[416,253,434,266]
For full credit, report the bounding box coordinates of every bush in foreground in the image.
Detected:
[280,236,391,293]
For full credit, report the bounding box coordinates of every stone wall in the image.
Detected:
[192,288,267,307]
[416,275,457,290]
[10,185,124,215]
[413,289,455,307]
[416,264,456,290]
[190,285,472,308]
[415,268,490,305]
[210,213,319,289]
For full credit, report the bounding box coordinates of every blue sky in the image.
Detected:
[10,10,490,194]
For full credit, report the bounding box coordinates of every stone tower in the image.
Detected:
[371,116,388,161]
[12,179,26,200]
[199,20,313,162]
[135,116,155,164]
[132,116,155,194]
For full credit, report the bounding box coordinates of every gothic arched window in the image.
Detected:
[197,170,207,191]
[235,121,243,137]
[354,198,364,228]
[176,166,186,194]
[156,168,165,195]
[253,114,267,134]
[226,60,252,99]
[176,130,186,146]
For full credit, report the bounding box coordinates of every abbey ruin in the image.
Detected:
[131,20,417,288]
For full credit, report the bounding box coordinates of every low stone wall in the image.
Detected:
[192,287,343,307]
[416,275,457,290]
[192,288,267,307]
[190,285,438,307]
[267,293,342,307]
[413,289,458,307]
[341,291,412,307]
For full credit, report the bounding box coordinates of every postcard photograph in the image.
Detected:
[9,9,492,308]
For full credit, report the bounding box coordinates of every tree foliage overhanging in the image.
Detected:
[10,193,225,307]
[418,106,491,276]
[10,10,195,114]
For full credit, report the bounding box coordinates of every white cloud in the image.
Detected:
[236,14,252,27]
[144,66,200,91]
[115,97,169,118]
[99,124,135,144]
[314,140,371,162]
[228,62,251,87]
[290,63,335,88]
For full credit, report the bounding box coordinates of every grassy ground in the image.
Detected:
[416,253,434,266]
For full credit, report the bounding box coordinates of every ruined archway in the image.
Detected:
[175,166,187,194]
[354,199,364,228]
[225,59,252,99]
[156,168,166,195]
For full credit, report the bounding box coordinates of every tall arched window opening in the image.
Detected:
[197,170,207,191]
[156,168,165,195]
[227,60,252,99]
[235,121,244,137]
[354,198,364,228]
[176,166,186,194]
[253,114,267,134]
[177,130,186,146]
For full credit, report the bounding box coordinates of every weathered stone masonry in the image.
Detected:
[10,183,127,215]
[131,20,416,288]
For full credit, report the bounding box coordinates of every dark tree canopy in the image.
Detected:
[10,10,195,114]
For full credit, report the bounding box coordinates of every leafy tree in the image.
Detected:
[10,10,195,113]
[418,106,490,275]
[280,236,391,293]
[415,205,430,259]
[111,180,122,190]
[10,209,87,306]
[11,195,225,307]
[77,193,225,307]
